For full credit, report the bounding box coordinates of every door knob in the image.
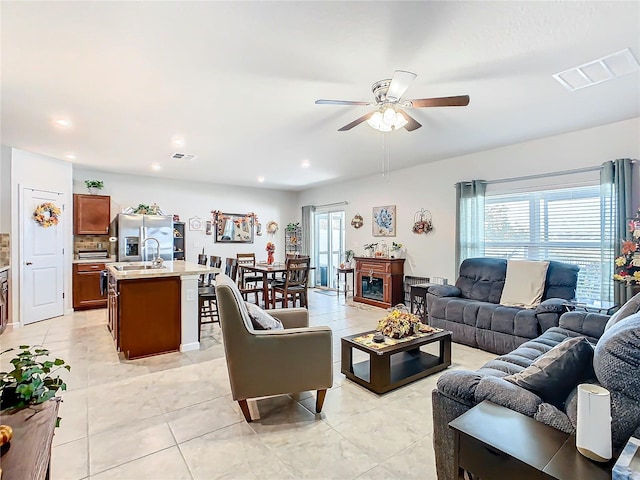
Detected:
[25,261,33,265]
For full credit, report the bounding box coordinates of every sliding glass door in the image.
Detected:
[313,210,345,288]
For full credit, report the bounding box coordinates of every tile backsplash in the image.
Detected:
[73,235,113,256]
[0,233,9,266]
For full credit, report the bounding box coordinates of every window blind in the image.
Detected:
[484,184,612,302]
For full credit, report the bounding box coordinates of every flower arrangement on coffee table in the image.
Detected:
[377,305,424,339]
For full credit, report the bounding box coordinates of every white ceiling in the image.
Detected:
[2,1,639,191]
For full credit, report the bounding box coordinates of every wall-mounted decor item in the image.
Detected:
[256,223,262,236]
[412,209,433,235]
[351,214,364,229]
[33,202,62,228]
[173,214,180,222]
[266,221,279,235]
[372,205,396,237]
[205,220,212,235]
[211,211,256,243]
[189,217,203,231]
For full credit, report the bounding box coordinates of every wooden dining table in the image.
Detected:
[240,263,314,309]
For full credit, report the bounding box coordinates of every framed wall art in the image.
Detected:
[372,205,396,237]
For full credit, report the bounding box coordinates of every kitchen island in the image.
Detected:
[106,260,219,359]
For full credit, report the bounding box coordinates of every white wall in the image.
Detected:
[72,168,300,264]
[0,145,11,233]
[299,117,640,283]
[10,148,74,324]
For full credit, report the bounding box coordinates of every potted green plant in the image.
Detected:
[391,242,404,258]
[84,180,104,194]
[363,243,378,258]
[344,249,355,267]
[0,345,69,424]
[286,222,300,233]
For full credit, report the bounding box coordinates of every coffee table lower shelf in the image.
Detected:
[341,330,452,394]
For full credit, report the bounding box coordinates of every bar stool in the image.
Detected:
[197,255,222,339]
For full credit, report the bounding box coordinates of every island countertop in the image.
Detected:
[106,260,220,280]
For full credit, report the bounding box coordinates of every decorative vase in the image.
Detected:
[267,252,274,265]
[88,187,99,195]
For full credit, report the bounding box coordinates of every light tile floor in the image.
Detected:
[1,291,495,480]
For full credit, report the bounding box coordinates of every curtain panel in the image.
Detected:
[601,158,635,305]
[455,180,486,269]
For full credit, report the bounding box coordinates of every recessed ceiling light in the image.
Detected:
[301,160,310,168]
[54,118,72,128]
[257,176,265,183]
[151,163,162,171]
[64,153,76,160]
[171,137,185,147]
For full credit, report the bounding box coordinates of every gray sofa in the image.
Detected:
[427,257,579,355]
[432,302,640,480]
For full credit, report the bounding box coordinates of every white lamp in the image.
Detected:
[367,107,408,132]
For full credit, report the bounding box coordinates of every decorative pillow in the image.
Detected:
[245,302,284,330]
[504,336,594,408]
[500,260,550,308]
[604,291,640,332]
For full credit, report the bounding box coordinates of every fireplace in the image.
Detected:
[353,256,405,309]
[361,277,384,302]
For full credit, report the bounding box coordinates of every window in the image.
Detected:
[483,185,612,302]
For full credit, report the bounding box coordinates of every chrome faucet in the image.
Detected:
[142,237,164,268]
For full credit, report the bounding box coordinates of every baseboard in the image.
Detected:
[180,341,200,352]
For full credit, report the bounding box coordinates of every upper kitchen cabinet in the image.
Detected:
[74,194,111,234]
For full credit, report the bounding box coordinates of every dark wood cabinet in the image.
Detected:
[73,194,111,234]
[354,257,405,309]
[108,275,181,359]
[72,263,107,310]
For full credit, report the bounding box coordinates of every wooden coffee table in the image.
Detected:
[341,329,452,394]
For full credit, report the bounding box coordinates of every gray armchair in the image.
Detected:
[214,273,333,422]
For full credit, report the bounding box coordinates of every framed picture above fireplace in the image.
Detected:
[372,205,396,237]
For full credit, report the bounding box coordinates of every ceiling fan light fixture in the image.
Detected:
[394,111,408,130]
[382,106,396,126]
[367,107,407,132]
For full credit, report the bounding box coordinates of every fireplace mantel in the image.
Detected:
[353,256,405,309]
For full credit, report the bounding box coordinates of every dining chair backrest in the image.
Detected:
[283,257,310,287]
[197,254,208,265]
[210,255,222,269]
[236,253,256,268]
[225,257,239,282]
[207,255,222,285]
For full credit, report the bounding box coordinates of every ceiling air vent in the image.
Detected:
[171,153,196,161]
[553,48,640,91]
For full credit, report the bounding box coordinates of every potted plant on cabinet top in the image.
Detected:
[84,180,104,195]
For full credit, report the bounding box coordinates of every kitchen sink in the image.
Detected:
[114,264,165,271]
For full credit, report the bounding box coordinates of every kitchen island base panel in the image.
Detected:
[180,274,200,352]
[118,276,181,359]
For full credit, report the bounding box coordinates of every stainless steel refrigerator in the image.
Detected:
[115,214,174,262]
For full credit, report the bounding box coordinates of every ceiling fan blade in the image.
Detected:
[386,70,417,101]
[315,99,370,106]
[397,109,422,131]
[409,95,470,108]
[338,112,373,131]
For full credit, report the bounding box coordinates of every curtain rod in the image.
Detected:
[455,165,602,186]
[312,201,348,208]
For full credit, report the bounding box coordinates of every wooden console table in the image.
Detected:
[353,256,405,309]
[449,400,612,480]
[0,398,61,480]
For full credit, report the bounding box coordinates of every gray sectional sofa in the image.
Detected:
[432,299,640,480]
[427,257,579,355]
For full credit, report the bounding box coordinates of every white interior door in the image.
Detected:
[21,188,64,324]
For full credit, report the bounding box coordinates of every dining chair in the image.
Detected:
[197,253,208,286]
[236,253,263,287]
[197,256,223,339]
[271,257,311,308]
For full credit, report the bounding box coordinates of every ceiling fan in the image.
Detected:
[315,70,470,132]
